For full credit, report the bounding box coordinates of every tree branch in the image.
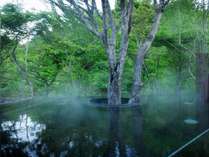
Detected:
[118,0,133,75]
[101,0,116,69]
[50,0,102,39]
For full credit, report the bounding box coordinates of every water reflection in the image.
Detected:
[131,107,148,157]
[106,107,146,157]
[1,114,46,142]
[106,108,125,157]
[2,102,204,157]
[197,103,209,131]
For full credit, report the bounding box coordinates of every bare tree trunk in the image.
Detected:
[129,11,163,105]
[196,0,209,130]
[50,0,134,106]
[106,0,132,106]
[108,68,121,106]
[196,53,209,131]
[10,44,34,97]
[196,53,209,104]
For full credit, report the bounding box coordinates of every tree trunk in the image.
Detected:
[108,69,121,106]
[196,53,209,131]
[129,50,144,105]
[10,44,34,97]
[129,11,163,105]
[104,35,122,106]
[196,53,209,104]
[101,0,133,106]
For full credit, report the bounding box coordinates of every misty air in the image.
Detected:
[1,0,209,157]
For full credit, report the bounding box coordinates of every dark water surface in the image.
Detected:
[0,97,209,157]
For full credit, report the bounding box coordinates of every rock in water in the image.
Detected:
[184,118,198,125]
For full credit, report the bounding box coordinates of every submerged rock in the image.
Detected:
[184,118,198,125]
[184,102,194,105]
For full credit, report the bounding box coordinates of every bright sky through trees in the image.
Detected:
[0,0,116,12]
[0,0,51,12]
[1,0,207,12]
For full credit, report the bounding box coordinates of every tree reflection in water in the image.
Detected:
[131,106,146,157]
[0,114,47,157]
[105,107,147,157]
[0,108,148,157]
[105,107,125,157]
[1,114,46,142]
[197,103,209,131]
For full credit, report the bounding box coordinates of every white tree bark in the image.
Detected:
[10,43,34,97]
[50,0,170,106]
[50,0,133,106]
[129,0,170,105]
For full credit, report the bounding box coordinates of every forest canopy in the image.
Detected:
[0,0,208,104]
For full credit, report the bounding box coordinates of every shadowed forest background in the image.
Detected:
[1,0,206,101]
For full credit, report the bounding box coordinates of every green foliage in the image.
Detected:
[0,4,34,36]
[132,1,154,40]
[0,0,208,97]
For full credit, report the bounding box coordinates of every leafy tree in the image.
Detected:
[49,0,170,106]
[0,4,38,96]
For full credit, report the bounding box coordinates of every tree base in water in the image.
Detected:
[88,97,140,108]
[0,97,32,105]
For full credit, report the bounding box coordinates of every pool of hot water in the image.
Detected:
[0,97,209,157]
